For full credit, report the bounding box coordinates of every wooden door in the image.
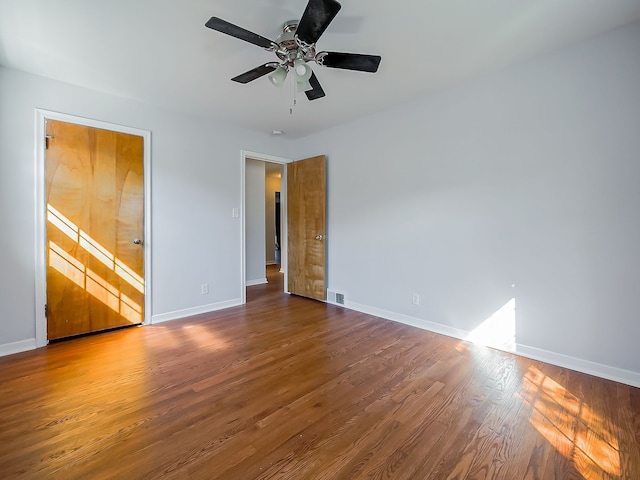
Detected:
[45,120,145,340]
[287,155,326,300]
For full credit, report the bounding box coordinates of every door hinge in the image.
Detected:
[45,304,48,318]
[45,135,54,150]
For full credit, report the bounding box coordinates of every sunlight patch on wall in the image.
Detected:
[466,298,516,350]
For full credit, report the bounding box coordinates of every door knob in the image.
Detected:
[315,234,325,241]
[133,238,142,245]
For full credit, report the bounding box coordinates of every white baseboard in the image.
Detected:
[246,278,268,286]
[512,343,640,388]
[151,299,242,324]
[343,300,640,388]
[345,301,469,340]
[0,338,37,357]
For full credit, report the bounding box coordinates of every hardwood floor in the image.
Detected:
[1,265,639,479]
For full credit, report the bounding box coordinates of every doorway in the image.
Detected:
[34,110,151,346]
[241,151,328,304]
[274,191,282,266]
[265,163,283,269]
[241,151,289,303]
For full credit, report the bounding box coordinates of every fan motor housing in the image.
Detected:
[274,21,315,64]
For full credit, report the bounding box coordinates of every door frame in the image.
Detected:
[240,150,291,304]
[34,109,152,347]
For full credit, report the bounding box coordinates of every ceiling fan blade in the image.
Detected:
[318,52,381,73]
[296,0,342,45]
[231,64,277,84]
[205,17,275,49]
[305,71,326,101]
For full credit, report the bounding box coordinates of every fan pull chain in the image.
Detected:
[290,69,297,115]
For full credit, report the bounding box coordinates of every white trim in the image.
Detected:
[151,299,242,324]
[343,300,640,388]
[0,339,37,357]
[34,109,152,347]
[240,150,291,304]
[34,112,47,347]
[345,301,469,340]
[246,278,268,286]
[512,344,640,389]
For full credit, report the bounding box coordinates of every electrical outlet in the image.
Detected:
[412,292,420,305]
[201,284,209,295]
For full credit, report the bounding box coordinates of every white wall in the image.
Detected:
[245,159,267,284]
[290,22,640,384]
[0,66,286,351]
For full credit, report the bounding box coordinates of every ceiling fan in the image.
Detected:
[205,0,381,101]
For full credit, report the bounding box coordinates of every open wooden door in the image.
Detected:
[287,155,326,300]
[45,120,145,340]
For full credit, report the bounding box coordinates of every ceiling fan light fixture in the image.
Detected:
[293,59,312,81]
[296,79,313,92]
[268,66,288,87]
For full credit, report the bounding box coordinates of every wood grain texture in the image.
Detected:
[287,155,326,301]
[45,120,144,340]
[1,266,638,479]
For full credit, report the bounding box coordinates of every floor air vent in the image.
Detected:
[327,290,345,305]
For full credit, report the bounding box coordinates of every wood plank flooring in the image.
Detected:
[1,265,639,479]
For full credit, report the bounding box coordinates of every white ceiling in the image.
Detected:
[2,0,640,138]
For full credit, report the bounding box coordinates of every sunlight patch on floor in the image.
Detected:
[183,324,228,351]
[517,366,621,479]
